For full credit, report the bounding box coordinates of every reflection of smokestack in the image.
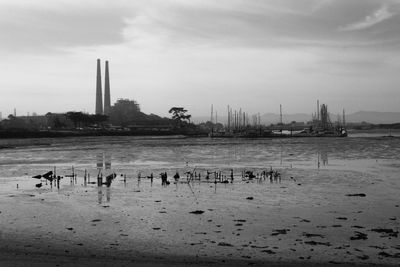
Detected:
[104,60,111,115]
[96,153,103,169]
[95,59,103,115]
[105,153,111,170]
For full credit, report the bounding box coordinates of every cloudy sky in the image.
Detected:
[0,0,399,119]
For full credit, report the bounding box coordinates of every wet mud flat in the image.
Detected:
[0,166,399,267]
[1,135,400,266]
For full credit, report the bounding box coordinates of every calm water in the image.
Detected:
[0,135,399,179]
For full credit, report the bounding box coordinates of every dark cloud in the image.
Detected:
[0,4,133,53]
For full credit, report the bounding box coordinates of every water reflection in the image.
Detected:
[321,149,328,166]
[97,186,111,204]
[105,153,111,170]
[317,145,329,168]
[97,152,112,170]
[96,153,103,169]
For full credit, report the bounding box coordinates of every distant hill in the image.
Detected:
[346,111,400,124]
[193,113,314,125]
[192,113,311,125]
[192,111,400,125]
[260,113,311,125]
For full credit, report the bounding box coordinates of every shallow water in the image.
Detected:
[1,135,400,177]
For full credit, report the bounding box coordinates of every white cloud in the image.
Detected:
[339,4,394,31]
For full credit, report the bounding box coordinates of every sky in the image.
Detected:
[0,0,399,119]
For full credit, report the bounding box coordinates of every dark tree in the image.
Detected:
[90,114,108,125]
[66,112,108,128]
[66,112,84,128]
[169,107,191,126]
[7,114,16,120]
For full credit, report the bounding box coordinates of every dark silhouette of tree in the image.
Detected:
[169,107,191,127]
[91,114,108,125]
[53,117,65,129]
[45,113,71,129]
[66,112,108,128]
[66,112,84,128]
[1,115,27,130]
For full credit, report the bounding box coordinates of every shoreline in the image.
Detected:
[1,128,399,140]
[0,130,207,139]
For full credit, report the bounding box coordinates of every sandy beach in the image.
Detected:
[0,136,399,266]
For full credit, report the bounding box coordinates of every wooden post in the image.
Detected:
[84,169,87,186]
[54,166,56,186]
[97,171,103,186]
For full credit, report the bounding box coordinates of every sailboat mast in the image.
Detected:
[342,109,346,127]
[234,110,237,130]
[211,104,213,124]
[239,108,242,130]
[227,105,230,131]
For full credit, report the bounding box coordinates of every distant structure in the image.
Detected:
[108,98,140,126]
[113,99,140,113]
[95,59,112,115]
[104,60,111,115]
[95,59,103,115]
[320,104,331,129]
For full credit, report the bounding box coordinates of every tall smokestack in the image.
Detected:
[95,59,103,115]
[104,60,111,115]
